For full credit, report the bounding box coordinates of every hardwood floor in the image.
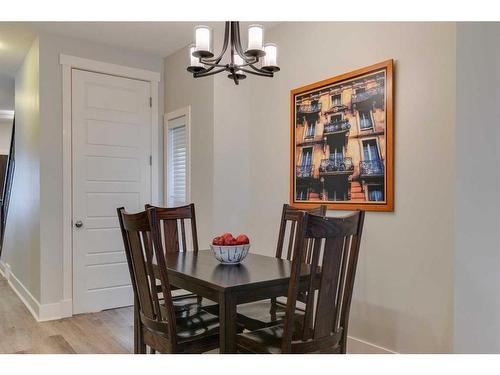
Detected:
[0,275,134,354]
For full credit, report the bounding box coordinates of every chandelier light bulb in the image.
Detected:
[193,25,213,58]
[262,43,280,72]
[190,45,202,67]
[187,44,205,73]
[247,24,264,52]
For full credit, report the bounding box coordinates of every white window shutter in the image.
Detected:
[167,120,187,207]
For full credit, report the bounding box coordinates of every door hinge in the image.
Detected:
[149,97,152,107]
[149,155,152,165]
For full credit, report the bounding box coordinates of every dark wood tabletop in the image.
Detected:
[162,250,310,353]
[165,250,295,291]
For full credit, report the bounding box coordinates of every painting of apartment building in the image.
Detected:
[290,60,394,211]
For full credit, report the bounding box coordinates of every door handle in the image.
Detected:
[74,220,84,228]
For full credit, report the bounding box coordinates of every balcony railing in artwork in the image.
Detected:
[351,86,384,105]
[296,164,314,178]
[360,159,384,176]
[319,157,354,174]
[298,134,324,146]
[297,103,322,114]
[324,104,349,114]
[323,120,351,135]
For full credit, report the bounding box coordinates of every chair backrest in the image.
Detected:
[145,203,199,254]
[275,204,327,261]
[281,211,365,354]
[117,207,178,350]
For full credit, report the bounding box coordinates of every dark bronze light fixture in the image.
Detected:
[187,22,280,85]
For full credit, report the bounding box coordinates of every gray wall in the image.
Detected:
[164,47,214,246]
[165,22,457,353]
[3,38,41,301]
[454,22,500,353]
[0,118,14,155]
[248,22,456,354]
[0,73,15,112]
[36,33,165,305]
[1,33,165,308]
[212,73,253,235]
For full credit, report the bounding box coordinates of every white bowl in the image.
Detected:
[210,244,250,265]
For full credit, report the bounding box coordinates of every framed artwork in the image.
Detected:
[290,60,394,211]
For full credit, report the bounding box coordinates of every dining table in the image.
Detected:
[133,249,312,354]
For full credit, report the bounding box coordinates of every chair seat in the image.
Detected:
[165,295,218,319]
[236,324,285,354]
[236,300,287,331]
[236,298,306,331]
[236,320,341,354]
[142,309,220,353]
[176,309,219,343]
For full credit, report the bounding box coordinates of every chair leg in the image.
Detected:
[136,325,146,354]
[134,303,147,354]
[269,297,277,321]
[138,328,147,354]
[340,333,347,354]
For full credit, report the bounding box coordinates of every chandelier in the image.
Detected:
[187,22,280,85]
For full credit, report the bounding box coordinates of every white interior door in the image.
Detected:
[72,69,151,314]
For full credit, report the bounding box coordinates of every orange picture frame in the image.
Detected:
[290,60,394,212]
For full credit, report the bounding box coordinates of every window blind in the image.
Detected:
[167,118,187,207]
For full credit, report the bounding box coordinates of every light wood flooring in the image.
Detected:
[0,274,134,354]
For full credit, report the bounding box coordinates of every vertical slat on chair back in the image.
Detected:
[275,204,327,261]
[281,211,365,353]
[145,204,199,254]
[117,207,177,344]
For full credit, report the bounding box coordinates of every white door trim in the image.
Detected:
[164,107,192,206]
[60,54,161,82]
[60,54,160,317]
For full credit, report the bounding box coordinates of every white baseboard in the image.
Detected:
[0,260,71,322]
[60,298,73,318]
[39,301,65,321]
[347,336,397,354]
[3,261,41,321]
[0,260,8,278]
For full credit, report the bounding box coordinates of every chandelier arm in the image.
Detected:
[198,60,227,68]
[193,67,228,78]
[233,21,245,56]
[247,63,274,76]
[239,67,273,78]
[233,21,257,64]
[230,21,236,66]
[201,22,230,63]
[234,58,260,68]
[195,64,216,74]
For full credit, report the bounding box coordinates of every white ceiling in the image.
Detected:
[0,22,279,77]
[0,24,37,76]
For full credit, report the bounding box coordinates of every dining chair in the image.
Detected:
[144,203,199,254]
[145,203,210,310]
[236,210,365,354]
[117,207,219,354]
[235,204,327,330]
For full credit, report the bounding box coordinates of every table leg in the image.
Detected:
[219,292,237,354]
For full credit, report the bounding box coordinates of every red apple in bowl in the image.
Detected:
[236,234,250,245]
[212,236,224,246]
[222,233,234,243]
